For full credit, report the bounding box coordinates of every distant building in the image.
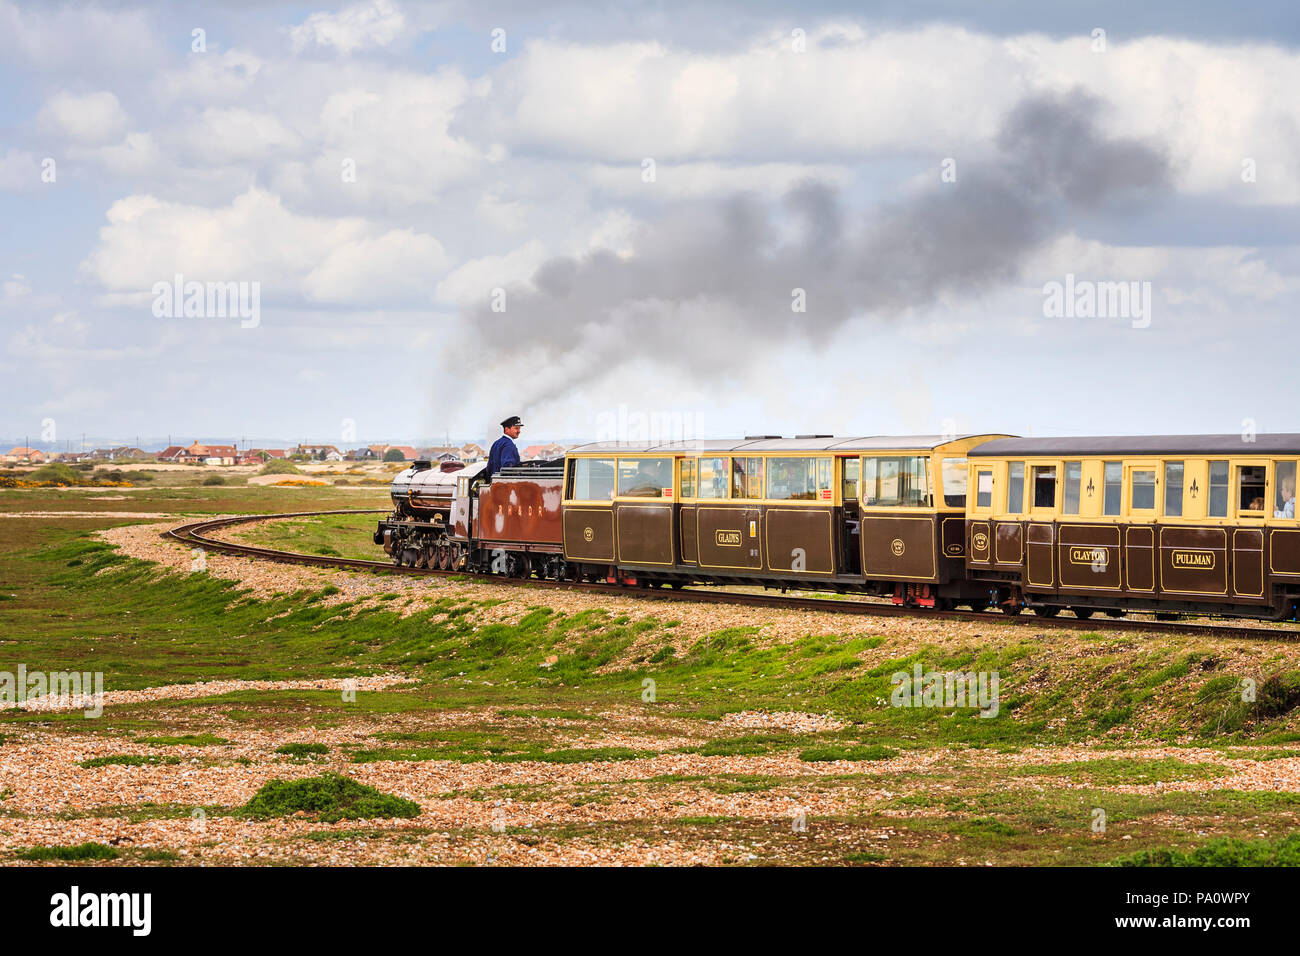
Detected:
[157,446,187,462]
[184,441,237,465]
[3,446,45,464]
[386,445,418,462]
[459,442,486,462]
[296,444,342,461]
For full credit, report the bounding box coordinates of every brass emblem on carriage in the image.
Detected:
[716,530,742,547]
[972,531,989,552]
[890,538,905,556]
[1172,549,1214,569]
[583,526,594,542]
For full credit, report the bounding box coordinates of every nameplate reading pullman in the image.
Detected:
[1069,547,1108,566]
[715,530,742,547]
[1171,549,1215,569]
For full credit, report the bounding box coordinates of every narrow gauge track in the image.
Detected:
[164,510,1300,642]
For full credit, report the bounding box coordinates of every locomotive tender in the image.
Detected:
[375,433,1300,621]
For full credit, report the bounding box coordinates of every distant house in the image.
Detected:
[417,445,460,459]
[3,446,45,464]
[184,441,237,465]
[459,443,486,462]
[386,445,418,462]
[296,443,342,461]
[96,446,147,461]
[157,446,187,462]
[344,447,375,461]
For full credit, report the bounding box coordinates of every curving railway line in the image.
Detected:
[163,510,1300,642]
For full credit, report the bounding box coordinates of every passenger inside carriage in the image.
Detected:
[1276,464,1296,519]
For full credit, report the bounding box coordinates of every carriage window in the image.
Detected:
[976,470,993,509]
[1005,462,1025,514]
[1032,465,1057,509]
[732,457,764,499]
[1063,461,1082,515]
[1238,465,1267,515]
[841,458,860,501]
[696,457,729,499]
[1103,461,1122,515]
[617,457,672,498]
[1130,469,1156,512]
[1208,460,1229,517]
[1163,461,1184,517]
[568,458,615,500]
[679,458,696,499]
[1276,461,1297,519]
[863,455,930,507]
[766,456,832,501]
[941,458,968,507]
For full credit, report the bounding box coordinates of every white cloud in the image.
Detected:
[289,0,406,55]
[435,240,549,306]
[79,187,450,307]
[182,108,302,163]
[476,27,1300,201]
[303,229,450,304]
[38,91,128,144]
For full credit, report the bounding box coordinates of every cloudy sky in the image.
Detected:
[2,0,1298,449]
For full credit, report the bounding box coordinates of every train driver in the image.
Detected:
[486,416,523,479]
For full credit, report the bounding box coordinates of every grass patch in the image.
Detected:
[275,742,329,757]
[1113,833,1300,867]
[144,733,229,747]
[78,754,182,768]
[239,773,420,823]
[16,841,119,861]
[799,744,897,762]
[1010,757,1229,785]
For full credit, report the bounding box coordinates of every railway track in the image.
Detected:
[164,510,1300,642]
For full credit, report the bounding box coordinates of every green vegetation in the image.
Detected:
[229,512,384,561]
[5,489,1300,866]
[239,773,421,823]
[79,754,183,768]
[145,733,229,747]
[1114,834,1300,867]
[258,459,302,475]
[275,742,330,757]
[16,842,119,861]
[800,744,897,762]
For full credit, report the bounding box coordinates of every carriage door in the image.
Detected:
[1123,462,1158,594]
[1231,460,1268,601]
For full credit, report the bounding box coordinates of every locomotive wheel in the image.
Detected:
[1000,604,1024,616]
[437,546,453,570]
[1072,607,1095,620]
